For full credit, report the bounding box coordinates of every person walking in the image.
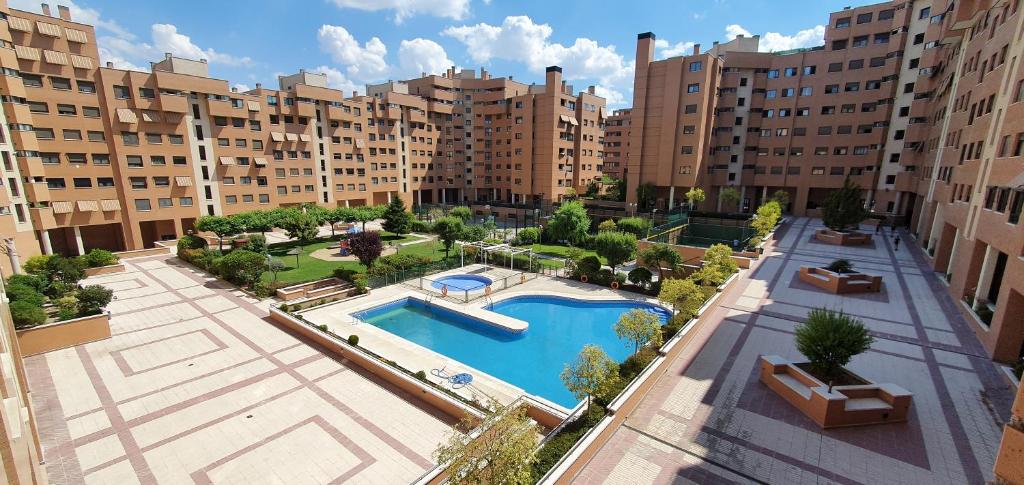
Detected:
[894,234,901,251]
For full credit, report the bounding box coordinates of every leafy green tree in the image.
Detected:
[639,244,683,281]
[821,177,869,231]
[514,227,540,245]
[449,206,472,223]
[703,243,738,275]
[614,309,664,353]
[195,215,241,251]
[267,258,285,282]
[548,200,591,246]
[432,216,465,259]
[627,267,653,289]
[242,210,275,235]
[80,249,118,268]
[349,231,383,267]
[302,204,328,226]
[685,187,706,210]
[382,196,412,235]
[597,219,617,232]
[561,344,621,409]
[214,250,266,287]
[22,255,52,275]
[323,207,350,237]
[795,308,874,383]
[720,187,741,212]
[351,206,378,231]
[76,285,113,316]
[771,190,791,209]
[6,274,47,294]
[658,277,705,319]
[433,404,539,485]
[616,217,652,239]
[45,256,85,289]
[585,180,600,198]
[281,212,320,247]
[751,201,782,237]
[243,234,267,254]
[594,231,637,272]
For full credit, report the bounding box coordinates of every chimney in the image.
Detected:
[352,90,357,97]
[255,82,262,89]
[421,71,426,77]
[588,85,595,95]
[57,4,70,20]
[41,3,51,16]
[545,66,562,94]
[165,53,172,60]
[105,61,113,68]
[636,32,656,74]
[693,44,700,55]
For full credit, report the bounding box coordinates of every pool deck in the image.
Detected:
[299,271,666,413]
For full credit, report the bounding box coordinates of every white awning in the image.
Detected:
[14,45,40,61]
[51,201,73,214]
[253,157,268,166]
[355,139,366,149]
[43,50,68,65]
[7,17,31,32]
[76,200,98,212]
[66,29,88,43]
[116,108,138,124]
[285,133,298,141]
[270,132,285,142]
[174,176,193,187]
[219,156,235,166]
[141,111,160,123]
[246,100,261,111]
[299,134,312,142]
[100,199,121,211]
[36,21,62,37]
[70,54,93,70]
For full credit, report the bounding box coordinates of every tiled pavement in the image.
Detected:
[572,218,1016,485]
[26,255,456,485]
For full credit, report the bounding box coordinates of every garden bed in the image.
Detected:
[814,228,872,246]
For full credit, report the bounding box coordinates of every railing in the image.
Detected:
[414,271,539,303]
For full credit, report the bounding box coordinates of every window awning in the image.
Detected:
[100,199,121,211]
[51,201,73,214]
[76,200,98,212]
[174,176,193,187]
[14,45,40,61]
[70,54,93,70]
[599,107,606,119]
[253,157,268,166]
[219,156,235,166]
[285,133,299,141]
[66,28,88,43]
[299,134,312,142]
[7,17,31,32]
[36,21,62,37]
[116,108,138,124]
[43,50,68,65]
[246,101,261,111]
[561,115,579,126]
[141,111,160,123]
[270,132,285,142]
[163,112,184,124]
[355,139,366,148]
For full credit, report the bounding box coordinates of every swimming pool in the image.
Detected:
[354,295,671,407]
[430,274,492,291]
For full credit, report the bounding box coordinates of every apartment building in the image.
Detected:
[603,108,630,179]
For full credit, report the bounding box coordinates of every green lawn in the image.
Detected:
[527,243,607,265]
[263,236,449,284]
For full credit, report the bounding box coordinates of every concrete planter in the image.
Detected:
[16,312,111,356]
[83,263,126,277]
[275,277,351,301]
[759,355,912,428]
[799,266,882,294]
[814,228,872,246]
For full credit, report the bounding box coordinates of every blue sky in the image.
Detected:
[11,0,858,107]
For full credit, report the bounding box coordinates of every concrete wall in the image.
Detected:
[16,312,111,356]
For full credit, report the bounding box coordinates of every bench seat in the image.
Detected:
[844,397,892,411]
[775,373,812,399]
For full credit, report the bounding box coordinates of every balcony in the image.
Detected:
[29,206,56,229]
[295,102,317,118]
[207,100,237,117]
[894,171,917,192]
[17,156,45,177]
[23,182,50,202]
[159,93,188,113]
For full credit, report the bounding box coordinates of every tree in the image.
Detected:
[627,267,653,289]
[281,212,320,247]
[821,177,869,231]
[514,227,540,246]
[639,244,683,282]
[597,219,618,232]
[751,201,782,237]
[349,231,383,267]
[636,182,656,210]
[351,206,378,231]
[80,249,118,268]
[243,234,267,254]
[616,217,651,239]
[76,285,113,316]
[382,196,412,235]
[244,210,275,235]
[22,255,52,275]
[45,255,85,289]
[685,187,706,210]
[433,216,465,259]
[771,189,791,209]
[302,204,328,226]
[561,344,620,409]
[594,231,637,272]
[323,207,350,237]
[433,404,539,485]
[585,180,600,198]
[720,187,741,212]
[703,244,738,276]
[195,215,241,251]
[795,308,874,383]
[614,309,663,354]
[267,258,285,282]
[214,250,266,287]
[449,206,472,223]
[547,200,591,246]
[658,277,705,319]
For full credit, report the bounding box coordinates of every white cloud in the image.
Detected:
[593,85,627,107]
[654,39,696,59]
[317,25,389,82]
[398,38,453,77]
[311,65,363,95]
[150,24,252,66]
[724,24,826,52]
[329,0,470,23]
[442,15,633,96]
[232,83,251,92]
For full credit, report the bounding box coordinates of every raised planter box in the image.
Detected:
[275,277,351,301]
[16,312,111,356]
[83,263,126,277]
[114,246,170,259]
[759,355,912,428]
[814,229,872,246]
[799,266,881,294]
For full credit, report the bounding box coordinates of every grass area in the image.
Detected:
[263,236,450,284]
[527,243,607,265]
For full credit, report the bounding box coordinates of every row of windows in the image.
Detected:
[830,32,891,51]
[834,8,896,28]
[133,197,194,211]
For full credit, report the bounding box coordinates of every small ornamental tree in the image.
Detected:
[685,187,706,210]
[449,206,472,223]
[281,212,320,247]
[703,244,738,276]
[214,249,266,287]
[548,200,591,246]
[195,215,241,251]
[751,201,782,237]
[821,177,869,231]
[381,196,412,235]
[614,309,663,354]
[594,231,637,272]
[349,230,383,267]
[771,189,791,209]
[76,285,113,316]
[639,244,683,282]
[267,258,285,282]
[352,206,378,231]
[616,217,652,239]
[323,207,349,237]
[597,219,618,232]
[433,404,539,485]
[720,187,741,212]
[514,227,540,246]
[432,216,465,259]
[658,277,705,320]
[826,259,854,274]
[45,256,85,290]
[561,344,620,409]
[795,308,874,383]
[627,267,653,289]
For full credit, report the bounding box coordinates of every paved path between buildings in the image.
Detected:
[570,217,1015,485]
[26,255,456,485]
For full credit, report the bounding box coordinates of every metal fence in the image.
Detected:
[411,271,539,303]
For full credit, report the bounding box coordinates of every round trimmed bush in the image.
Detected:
[10,301,46,328]
[6,283,45,307]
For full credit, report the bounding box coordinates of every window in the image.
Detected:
[825,84,839,94]
[21,74,43,88]
[811,167,825,175]
[63,129,82,141]
[830,167,844,176]
[122,132,139,145]
[97,177,114,187]
[684,104,697,114]
[45,177,65,189]
[113,85,130,99]
[180,197,194,207]
[686,83,700,93]
[134,199,151,211]
[800,87,812,96]
[852,36,868,48]
[138,87,155,98]
[154,177,170,187]
[845,82,860,92]
[836,17,850,28]
[767,69,779,78]
[802,65,816,75]
[878,8,894,20]
[77,80,96,93]
[258,194,270,204]
[93,154,110,165]
[848,59,864,70]
[83,106,100,117]
[856,12,872,24]
[50,77,71,90]
[688,61,702,71]
[870,57,885,68]
[169,134,184,145]
[127,156,143,168]
[129,177,147,189]
[57,104,76,115]
[832,39,848,50]
[874,33,889,44]
[158,198,173,208]
[151,155,166,165]
[784,67,798,77]
[146,133,162,144]
[919,6,931,19]
[27,101,48,113]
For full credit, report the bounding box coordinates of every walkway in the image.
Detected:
[571,217,1016,484]
[26,255,455,485]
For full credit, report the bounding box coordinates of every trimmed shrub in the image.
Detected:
[22,255,53,275]
[410,219,433,233]
[6,283,45,307]
[531,406,607,481]
[348,334,360,346]
[176,234,208,255]
[45,256,85,288]
[826,259,853,274]
[574,255,602,279]
[76,285,113,316]
[214,249,266,287]
[616,217,652,239]
[56,295,79,321]
[627,267,653,288]
[332,267,360,282]
[243,234,267,254]
[449,206,473,222]
[513,227,540,246]
[619,347,658,379]
[593,269,615,286]
[7,274,47,294]
[10,301,46,328]
[80,249,118,268]
[415,370,428,381]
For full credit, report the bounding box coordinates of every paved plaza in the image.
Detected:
[26,256,456,485]
[572,218,1017,484]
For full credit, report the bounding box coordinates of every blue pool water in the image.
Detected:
[354,295,671,407]
[430,274,492,291]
